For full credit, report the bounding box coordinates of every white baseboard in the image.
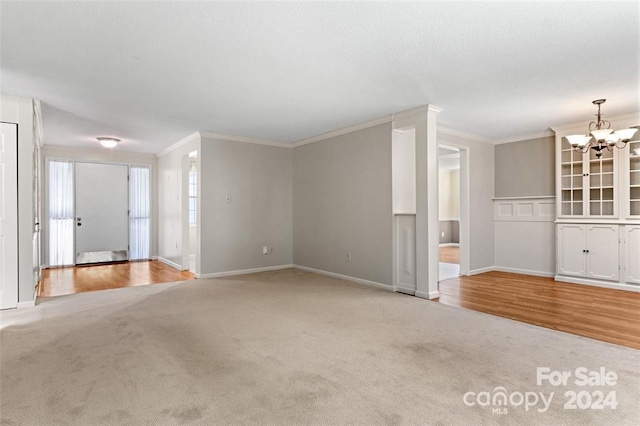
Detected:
[415,290,440,299]
[493,266,555,278]
[555,275,640,293]
[468,265,555,278]
[394,285,416,296]
[17,300,36,309]
[467,266,496,276]
[439,243,460,247]
[17,290,37,309]
[157,256,183,271]
[197,264,293,279]
[293,265,392,291]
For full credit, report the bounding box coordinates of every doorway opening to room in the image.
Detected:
[183,151,198,274]
[42,158,192,298]
[437,144,469,282]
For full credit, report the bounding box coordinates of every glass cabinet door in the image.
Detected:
[588,146,615,216]
[560,138,584,216]
[630,135,640,216]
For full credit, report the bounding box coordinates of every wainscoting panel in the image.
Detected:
[395,214,416,294]
[494,197,556,276]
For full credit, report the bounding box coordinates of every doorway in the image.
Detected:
[438,146,460,280]
[43,159,162,297]
[183,151,198,274]
[438,144,469,282]
[75,162,129,264]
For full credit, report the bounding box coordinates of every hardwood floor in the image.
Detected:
[436,271,640,349]
[439,246,459,264]
[40,261,195,298]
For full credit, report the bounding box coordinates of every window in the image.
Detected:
[48,160,74,266]
[189,160,197,225]
[129,166,150,260]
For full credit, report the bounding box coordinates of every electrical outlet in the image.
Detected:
[346,252,352,262]
[263,246,269,255]
[441,232,445,238]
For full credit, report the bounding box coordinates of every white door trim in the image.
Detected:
[0,123,19,309]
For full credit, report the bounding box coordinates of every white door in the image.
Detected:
[0,123,18,309]
[625,226,640,284]
[75,162,129,264]
[586,225,619,281]
[557,224,586,277]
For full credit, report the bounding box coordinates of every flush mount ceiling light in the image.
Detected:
[97,137,120,148]
[566,99,638,158]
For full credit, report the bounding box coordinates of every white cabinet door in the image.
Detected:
[625,226,640,284]
[586,225,619,281]
[557,224,586,276]
[0,123,18,310]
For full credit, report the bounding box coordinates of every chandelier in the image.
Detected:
[566,99,637,158]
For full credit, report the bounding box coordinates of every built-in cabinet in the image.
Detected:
[624,225,640,285]
[557,224,619,281]
[553,114,640,292]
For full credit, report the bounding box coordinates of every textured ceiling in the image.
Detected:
[1,1,638,153]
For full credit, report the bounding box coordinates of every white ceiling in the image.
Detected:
[1,1,638,153]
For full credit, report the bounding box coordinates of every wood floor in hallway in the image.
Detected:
[40,261,195,297]
[439,246,459,264]
[436,271,640,349]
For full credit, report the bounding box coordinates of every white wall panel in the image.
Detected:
[494,197,556,276]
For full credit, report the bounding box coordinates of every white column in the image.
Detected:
[415,105,442,299]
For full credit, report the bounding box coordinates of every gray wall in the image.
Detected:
[200,137,293,274]
[439,220,459,244]
[495,136,555,197]
[293,123,393,285]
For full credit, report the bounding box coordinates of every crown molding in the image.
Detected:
[292,115,392,147]
[156,131,201,158]
[550,112,640,133]
[43,144,157,160]
[391,105,427,121]
[492,130,555,145]
[438,126,493,144]
[199,131,291,148]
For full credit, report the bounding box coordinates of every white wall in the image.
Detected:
[157,135,201,268]
[437,131,495,272]
[199,136,292,275]
[293,123,393,285]
[493,197,556,276]
[439,169,459,220]
[1,93,36,304]
[41,145,159,262]
[392,128,416,214]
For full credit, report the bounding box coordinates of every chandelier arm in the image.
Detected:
[613,140,628,150]
[573,145,591,155]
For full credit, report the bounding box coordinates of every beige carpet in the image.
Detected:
[1,268,638,425]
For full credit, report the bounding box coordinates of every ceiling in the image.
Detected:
[1,1,638,154]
